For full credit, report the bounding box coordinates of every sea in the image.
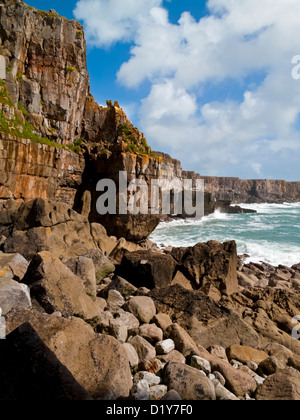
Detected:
[149,203,300,267]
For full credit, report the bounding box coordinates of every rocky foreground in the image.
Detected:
[0,198,299,401]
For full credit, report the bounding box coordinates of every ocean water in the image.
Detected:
[149,203,300,267]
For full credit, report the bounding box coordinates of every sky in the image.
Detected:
[26,0,300,181]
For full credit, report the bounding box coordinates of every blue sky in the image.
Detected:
[26,0,300,181]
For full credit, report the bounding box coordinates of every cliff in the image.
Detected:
[183,172,300,205]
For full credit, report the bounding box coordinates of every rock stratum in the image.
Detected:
[0,0,299,401]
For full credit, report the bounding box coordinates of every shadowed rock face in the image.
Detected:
[0,322,93,401]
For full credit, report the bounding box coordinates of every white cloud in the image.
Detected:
[74,0,300,179]
[73,0,162,47]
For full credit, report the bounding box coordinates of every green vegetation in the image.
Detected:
[101,148,109,155]
[66,66,77,73]
[74,138,84,147]
[0,81,81,153]
[18,102,29,117]
[120,123,133,136]
[76,30,83,38]
[16,72,23,81]
[6,62,12,73]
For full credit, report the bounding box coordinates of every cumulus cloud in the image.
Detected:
[74,0,300,179]
[73,0,162,47]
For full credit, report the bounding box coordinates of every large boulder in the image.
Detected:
[149,285,259,349]
[256,368,300,400]
[0,323,93,400]
[22,251,102,321]
[5,307,133,400]
[164,363,216,400]
[196,346,257,398]
[226,345,268,365]
[170,240,238,297]
[123,296,156,324]
[119,251,177,290]
[2,199,114,261]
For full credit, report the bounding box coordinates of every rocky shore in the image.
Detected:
[0,0,299,401]
[0,198,299,401]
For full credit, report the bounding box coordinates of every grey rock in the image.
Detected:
[0,252,29,282]
[155,339,175,355]
[161,390,182,401]
[133,371,161,387]
[191,356,212,375]
[131,380,149,401]
[149,385,168,401]
[0,278,31,315]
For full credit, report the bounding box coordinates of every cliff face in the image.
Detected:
[0,0,89,145]
[183,172,300,204]
[0,132,85,205]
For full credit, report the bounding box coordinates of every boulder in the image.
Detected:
[0,252,29,281]
[170,240,238,296]
[0,323,93,400]
[157,350,186,365]
[152,313,173,332]
[119,251,177,290]
[191,356,212,375]
[164,363,216,400]
[3,199,97,260]
[133,372,161,387]
[65,256,97,297]
[129,335,156,364]
[22,251,102,321]
[161,390,182,401]
[123,343,139,371]
[196,346,257,398]
[0,278,31,315]
[123,296,156,324]
[99,276,137,299]
[150,285,259,349]
[165,323,199,358]
[149,385,168,401]
[139,324,163,345]
[82,248,115,284]
[5,307,132,400]
[226,345,268,365]
[258,356,286,376]
[107,290,125,311]
[155,339,175,355]
[256,368,300,400]
[131,380,150,401]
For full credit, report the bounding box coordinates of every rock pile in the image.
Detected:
[0,199,300,400]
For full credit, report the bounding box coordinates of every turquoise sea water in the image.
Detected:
[150,203,300,267]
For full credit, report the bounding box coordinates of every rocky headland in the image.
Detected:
[0,0,299,401]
